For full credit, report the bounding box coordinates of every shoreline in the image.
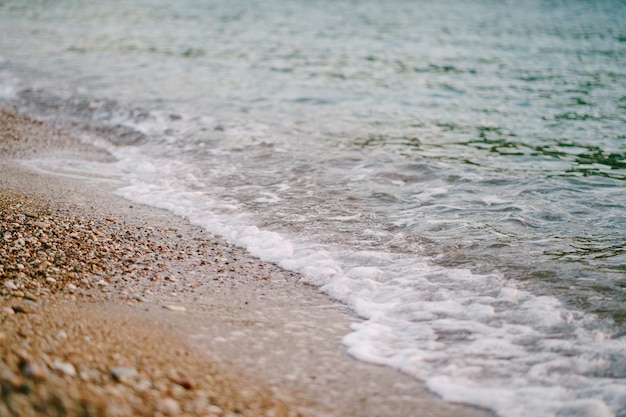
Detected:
[0,105,492,416]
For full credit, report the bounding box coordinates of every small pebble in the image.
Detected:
[20,359,47,381]
[207,405,223,415]
[2,306,14,315]
[111,366,139,383]
[51,360,77,377]
[13,290,25,298]
[1,370,23,391]
[173,376,193,390]
[11,305,28,314]
[4,281,18,290]
[130,294,145,302]
[163,305,186,312]
[157,397,181,415]
[46,277,57,284]
[96,279,108,286]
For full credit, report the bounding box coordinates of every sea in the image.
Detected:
[1,1,625,416]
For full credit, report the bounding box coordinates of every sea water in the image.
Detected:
[1,1,625,416]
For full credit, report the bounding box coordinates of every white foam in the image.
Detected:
[482,195,508,205]
[413,186,448,201]
[254,192,281,203]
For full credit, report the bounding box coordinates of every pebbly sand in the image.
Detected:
[0,105,493,417]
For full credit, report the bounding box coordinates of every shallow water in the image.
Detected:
[1,1,626,416]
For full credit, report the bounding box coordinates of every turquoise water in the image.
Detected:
[1,1,626,416]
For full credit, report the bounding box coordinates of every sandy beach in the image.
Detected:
[0,105,492,417]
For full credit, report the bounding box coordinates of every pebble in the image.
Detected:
[163,305,186,312]
[20,359,47,380]
[1,370,23,390]
[207,405,224,415]
[51,360,77,377]
[111,366,139,383]
[11,305,28,314]
[46,277,57,284]
[173,376,193,390]
[2,306,15,315]
[157,397,181,415]
[4,281,18,290]
[130,293,145,302]
[96,279,108,286]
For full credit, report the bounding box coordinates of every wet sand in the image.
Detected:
[0,105,492,417]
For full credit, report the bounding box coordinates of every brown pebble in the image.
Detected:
[2,306,15,315]
[18,328,33,338]
[157,397,181,415]
[173,376,193,390]
[12,305,29,314]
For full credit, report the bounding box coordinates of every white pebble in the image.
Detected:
[163,305,186,312]
[46,277,57,284]
[4,281,18,290]
[111,366,139,382]
[129,294,145,302]
[207,405,223,414]
[96,280,108,286]
[51,360,76,377]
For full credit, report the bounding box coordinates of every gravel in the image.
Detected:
[0,189,306,417]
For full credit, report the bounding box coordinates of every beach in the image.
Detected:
[3,2,625,415]
[0,106,492,416]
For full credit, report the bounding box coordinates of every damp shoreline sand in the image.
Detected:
[0,105,492,417]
